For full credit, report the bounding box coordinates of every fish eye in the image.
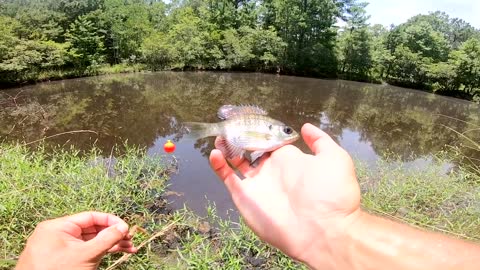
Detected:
[283,126,293,135]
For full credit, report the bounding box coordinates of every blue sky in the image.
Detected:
[365,0,480,28]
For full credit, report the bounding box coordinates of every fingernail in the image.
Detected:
[116,223,129,234]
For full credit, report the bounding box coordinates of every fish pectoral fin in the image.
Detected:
[217,105,268,120]
[217,137,245,160]
[247,151,265,166]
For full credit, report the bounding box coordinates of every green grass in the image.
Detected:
[357,157,480,241]
[1,143,479,269]
[0,64,147,88]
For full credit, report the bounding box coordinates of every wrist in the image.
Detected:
[298,208,366,270]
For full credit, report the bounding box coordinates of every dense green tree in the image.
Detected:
[450,38,480,95]
[219,26,285,70]
[425,61,458,92]
[101,0,153,63]
[384,15,453,88]
[0,16,71,84]
[66,14,105,68]
[0,16,20,60]
[147,1,169,31]
[141,32,176,69]
[388,45,427,87]
[13,8,66,41]
[57,0,104,22]
[165,7,217,69]
[338,1,372,80]
[369,24,391,79]
[263,0,340,76]
[409,11,477,49]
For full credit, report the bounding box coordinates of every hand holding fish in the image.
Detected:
[210,123,480,270]
[209,123,361,268]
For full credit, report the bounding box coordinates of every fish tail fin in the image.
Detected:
[183,122,219,140]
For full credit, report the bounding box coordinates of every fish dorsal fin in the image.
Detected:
[217,105,268,120]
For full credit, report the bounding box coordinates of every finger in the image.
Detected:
[108,246,138,253]
[82,231,132,241]
[81,225,109,235]
[209,149,244,196]
[81,233,97,241]
[117,240,134,247]
[84,223,129,257]
[108,240,134,252]
[108,243,137,253]
[63,211,125,229]
[301,123,339,155]
[81,226,99,235]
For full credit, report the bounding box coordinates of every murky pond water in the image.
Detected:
[1,72,479,218]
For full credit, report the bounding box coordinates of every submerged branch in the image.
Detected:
[22,130,99,146]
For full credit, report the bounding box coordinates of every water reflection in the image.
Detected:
[1,72,479,217]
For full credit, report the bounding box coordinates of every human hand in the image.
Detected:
[16,211,137,270]
[209,123,362,269]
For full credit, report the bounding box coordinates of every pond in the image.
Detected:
[1,72,479,218]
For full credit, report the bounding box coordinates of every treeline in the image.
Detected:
[0,0,479,100]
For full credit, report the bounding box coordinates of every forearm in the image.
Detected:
[306,210,480,270]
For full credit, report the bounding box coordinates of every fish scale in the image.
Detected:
[221,115,280,150]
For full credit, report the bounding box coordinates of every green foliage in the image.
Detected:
[66,14,105,68]
[337,1,372,81]
[403,21,450,61]
[220,26,285,70]
[264,0,340,76]
[408,11,477,50]
[0,16,20,59]
[166,7,216,69]
[0,16,72,85]
[451,38,480,95]
[382,11,480,99]
[141,5,284,72]
[14,7,67,41]
[141,32,176,69]
[101,0,153,63]
[426,61,458,92]
[369,24,391,80]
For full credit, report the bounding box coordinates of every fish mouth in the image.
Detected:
[284,134,300,145]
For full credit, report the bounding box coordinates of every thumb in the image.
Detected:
[301,123,339,155]
[85,223,129,258]
[209,149,244,196]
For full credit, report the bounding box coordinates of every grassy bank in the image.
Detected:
[0,145,304,269]
[0,64,146,89]
[1,145,479,269]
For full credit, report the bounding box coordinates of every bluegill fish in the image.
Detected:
[184,105,299,163]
